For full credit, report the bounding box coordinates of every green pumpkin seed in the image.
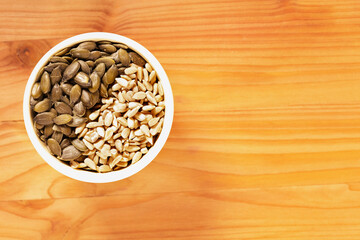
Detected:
[61,145,81,161]
[62,61,80,82]
[86,60,95,68]
[88,51,101,61]
[73,101,86,116]
[129,52,145,66]
[54,102,72,114]
[52,124,61,132]
[70,84,81,104]
[70,48,91,59]
[99,44,117,53]
[89,71,100,93]
[119,48,130,67]
[90,90,99,107]
[31,82,43,99]
[78,60,90,75]
[55,47,70,56]
[60,138,71,149]
[95,57,115,68]
[52,131,63,143]
[102,64,118,85]
[71,139,88,151]
[39,135,46,141]
[94,62,105,78]
[40,71,51,94]
[60,83,72,95]
[50,66,62,85]
[47,138,62,156]
[51,83,62,102]
[44,124,54,138]
[53,114,72,125]
[34,98,51,113]
[44,62,68,72]
[50,56,68,63]
[74,72,91,87]
[34,112,55,125]
[100,83,108,98]
[81,89,92,108]
[67,116,87,127]
[77,41,97,51]
[97,40,111,45]
[35,122,44,129]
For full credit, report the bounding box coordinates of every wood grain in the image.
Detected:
[1,0,360,239]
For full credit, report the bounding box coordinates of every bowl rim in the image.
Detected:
[23,32,174,183]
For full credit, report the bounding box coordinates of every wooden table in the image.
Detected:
[1,0,360,239]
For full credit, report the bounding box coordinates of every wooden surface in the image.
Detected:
[2,0,360,239]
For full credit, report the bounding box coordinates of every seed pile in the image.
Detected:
[30,40,165,172]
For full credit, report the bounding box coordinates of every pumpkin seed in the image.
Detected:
[89,71,101,93]
[60,125,72,136]
[70,84,81,104]
[54,102,72,114]
[47,138,62,156]
[86,60,95,68]
[55,47,70,56]
[78,60,91,75]
[60,95,71,106]
[102,64,118,85]
[114,43,128,49]
[77,41,97,51]
[40,71,51,94]
[73,101,86,116]
[60,83,72,95]
[67,116,87,127]
[100,83,108,98]
[31,82,43,99]
[118,48,130,67]
[71,139,88,151]
[81,89,92,108]
[95,57,115,68]
[61,145,81,161]
[89,51,101,61]
[51,83,62,102]
[52,131,63,143]
[62,60,80,82]
[99,44,117,53]
[44,125,54,138]
[94,62,106,78]
[74,72,91,87]
[53,114,72,125]
[129,52,145,66]
[60,138,71,149]
[34,112,55,125]
[44,62,68,72]
[34,98,51,113]
[50,56,68,63]
[70,48,90,59]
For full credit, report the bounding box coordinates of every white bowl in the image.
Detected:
[23,32,174,183]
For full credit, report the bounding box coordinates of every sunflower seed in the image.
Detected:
[84,158,97,170]
[82,139,94,150]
